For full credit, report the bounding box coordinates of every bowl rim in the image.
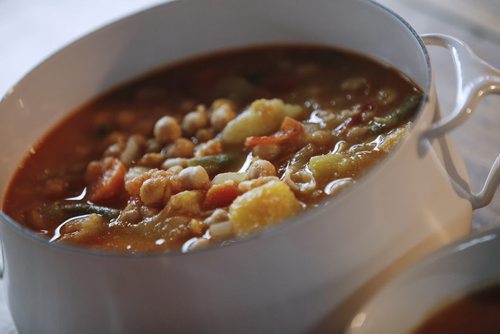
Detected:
[0,0,432,259]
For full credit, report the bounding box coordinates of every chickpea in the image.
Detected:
[120,135,146,166]
[211,172,248,185]
[209,221,234,241]
[188,219,206,236]
[195,139,222,157]
[210,99,236,130]
[178,166,210,190]
[195,128,216,142]
[188,237,210,251]
[252,143,281,160]
[163,138,194,158]
[154,116,182,145]
[248,159,277,179]
[203,209,229,226]
[137,153,166,168]
[139,177,171,207]
[161,157,188,170]
[167,165,184,175]
[182,105,209,135]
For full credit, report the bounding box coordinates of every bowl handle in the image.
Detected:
[421,33,500,209]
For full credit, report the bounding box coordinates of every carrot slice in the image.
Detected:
[203,183,239,210]
[86,157,126,203]
[244,116,304,148]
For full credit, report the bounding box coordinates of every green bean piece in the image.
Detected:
[187,154,235,174]
[370,94,421,134]
[45,202,120,220]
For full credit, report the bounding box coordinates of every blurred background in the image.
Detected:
[0,0,499,331]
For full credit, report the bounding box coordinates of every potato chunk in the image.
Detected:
[229,180,301,236]
[221,99,303,145]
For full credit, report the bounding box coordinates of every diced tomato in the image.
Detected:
[203,183,239,210]
[244,135,278,147]
[86,158,126,203]
[244,117,304,148]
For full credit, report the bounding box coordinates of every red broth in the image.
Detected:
[2,45,422,253]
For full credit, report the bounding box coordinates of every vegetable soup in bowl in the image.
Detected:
[3,45,423,253]
[1,0,497,332]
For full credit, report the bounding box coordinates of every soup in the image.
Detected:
[413,283,500,333]
[2,46,422,253]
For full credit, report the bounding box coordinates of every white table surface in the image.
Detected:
[0,0,499,332]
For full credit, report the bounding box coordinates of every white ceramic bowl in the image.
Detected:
[0,0,498,333]
[346,228,500,334]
